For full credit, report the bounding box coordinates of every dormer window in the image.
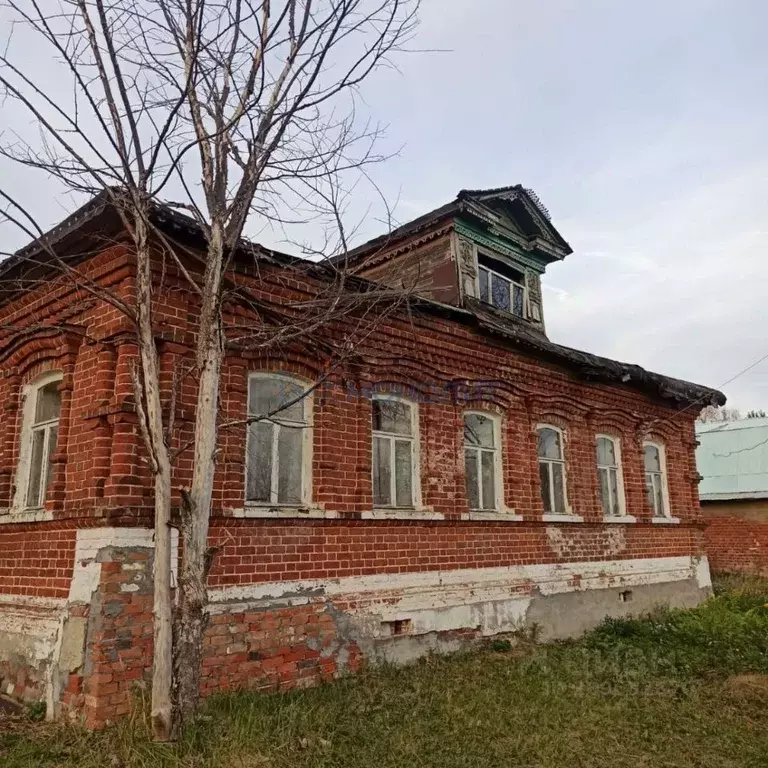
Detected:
[477,254,527,318]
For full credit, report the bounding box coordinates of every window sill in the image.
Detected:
[542,513,584,523]
[651,516,681,525]
[0,508,54,525]
[461,510,523,522]
[362,508,445,521]
[234,505,339,520]
[603,515,637,524]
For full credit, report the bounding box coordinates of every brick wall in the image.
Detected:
[0,241,703,529]
[701,499,768,574]
[0,525,76,598]
[0,232,713,724]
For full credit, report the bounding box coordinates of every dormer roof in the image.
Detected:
[338,185,573,270]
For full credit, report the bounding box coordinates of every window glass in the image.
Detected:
[643,443,667,517]
[372,436,391,506]
[246,376,308,504]
[512,284,525,317]
[35,382,61,424]
[551,463,566,514]
[598,468,611,515]
[596,436,623,517]
[372,399,416,507]
[372,399,412,435]
[480,451,496,510]
[608,468,620,515]
[539,461,551,511]
[478,268,489,303]
[491,273,511,311]
[464,413,494,447]
[248,376,304,421]
[464,414,500,511]
[644,444,661,473]
[394,440,413,506]
[465,451,480,510]
[246,422,273,502]
[22,376,62,509]
[537,427,562,460]
[26,430,46,507]
[537,426,567,514]
[277,426,303,504]
[596,437,616,467]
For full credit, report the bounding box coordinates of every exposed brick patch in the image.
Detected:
[0,657,45,702]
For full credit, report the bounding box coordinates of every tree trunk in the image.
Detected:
[151,464,174,741]
[132,211,175,742]
[173,225,225,730]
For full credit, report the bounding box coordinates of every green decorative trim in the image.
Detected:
[455,220,547,273]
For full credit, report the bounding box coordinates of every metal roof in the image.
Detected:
[696,418,768,500]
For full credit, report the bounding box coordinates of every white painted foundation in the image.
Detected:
[208,555,712,639]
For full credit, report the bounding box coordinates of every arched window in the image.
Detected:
[643,441,669,518]
[537,425,567,514]
[596,435,625,517]
[464,412,502,511]
[246,374,311,505]
[15,372,62,510]
[372,395,418,508]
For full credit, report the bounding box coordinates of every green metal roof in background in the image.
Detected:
[696,418,768,501]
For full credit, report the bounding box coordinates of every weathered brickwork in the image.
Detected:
[701,501,768,575]
[0,200,718,727]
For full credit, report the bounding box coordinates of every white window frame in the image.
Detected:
[13,371,63,512]
[244,372,313,507]
[371,394,421,509]
[536,423,571,516]
[463,411,503,512]
[643,440,671,519]
[477,261,528,318]
[596,434,627,518]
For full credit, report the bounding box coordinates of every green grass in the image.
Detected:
[4,575,768,768]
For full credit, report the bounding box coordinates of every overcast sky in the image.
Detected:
[357,0,768,411]
[2,0,767,410]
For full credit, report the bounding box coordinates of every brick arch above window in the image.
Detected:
[586,407,637,432]
[1,328,83,373]
[525,393,591,420]
[636,417,681,445]
[532,413,570,433]
[589,422,628,441]
[459,399,508,419]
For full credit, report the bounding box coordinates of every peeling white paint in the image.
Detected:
[546,525,626,559]
[68,526,179,604]
[0,606,63,664]
[208,555,712,638]
[695,556,712,589]
[1,526,180,712]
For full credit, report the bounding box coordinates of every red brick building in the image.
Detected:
[0,186,723,726]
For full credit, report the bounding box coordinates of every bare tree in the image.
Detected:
[697,405,742,423]
[0,0,419,739]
